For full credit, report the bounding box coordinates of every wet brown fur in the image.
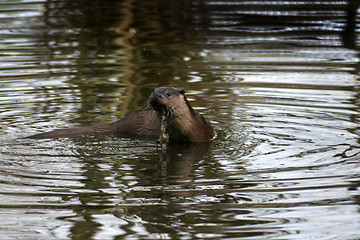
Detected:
[26,87,214,143]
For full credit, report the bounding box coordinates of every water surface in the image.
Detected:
[1,0,360,239]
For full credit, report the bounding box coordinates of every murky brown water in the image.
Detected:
[1,0,360,239]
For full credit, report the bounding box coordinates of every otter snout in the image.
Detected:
[149,93,163,112]
[149,87,182,114]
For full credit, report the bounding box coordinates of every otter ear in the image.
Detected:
[178,88,185,95]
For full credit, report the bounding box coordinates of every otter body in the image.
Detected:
[27,110,160,140]
[27,87,214,143]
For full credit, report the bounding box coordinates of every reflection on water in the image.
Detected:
[1,0,360,239]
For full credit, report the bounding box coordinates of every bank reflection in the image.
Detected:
[33,1,360,238]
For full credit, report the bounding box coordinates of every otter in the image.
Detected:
[26,87,214,143]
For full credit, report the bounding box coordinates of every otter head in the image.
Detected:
[149,87,188,118]
[149,87,214,143]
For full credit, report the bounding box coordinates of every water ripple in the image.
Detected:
[1,0,360,239]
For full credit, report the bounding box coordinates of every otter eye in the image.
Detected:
[166,92,171,97]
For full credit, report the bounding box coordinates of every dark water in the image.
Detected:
[1,0,360,239]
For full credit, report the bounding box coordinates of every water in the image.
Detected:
[1,0,360,239]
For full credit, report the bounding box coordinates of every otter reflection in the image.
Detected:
[156,142,213,183]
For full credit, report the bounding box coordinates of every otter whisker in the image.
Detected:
[165,106,174,119]
[140,101,151,111]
